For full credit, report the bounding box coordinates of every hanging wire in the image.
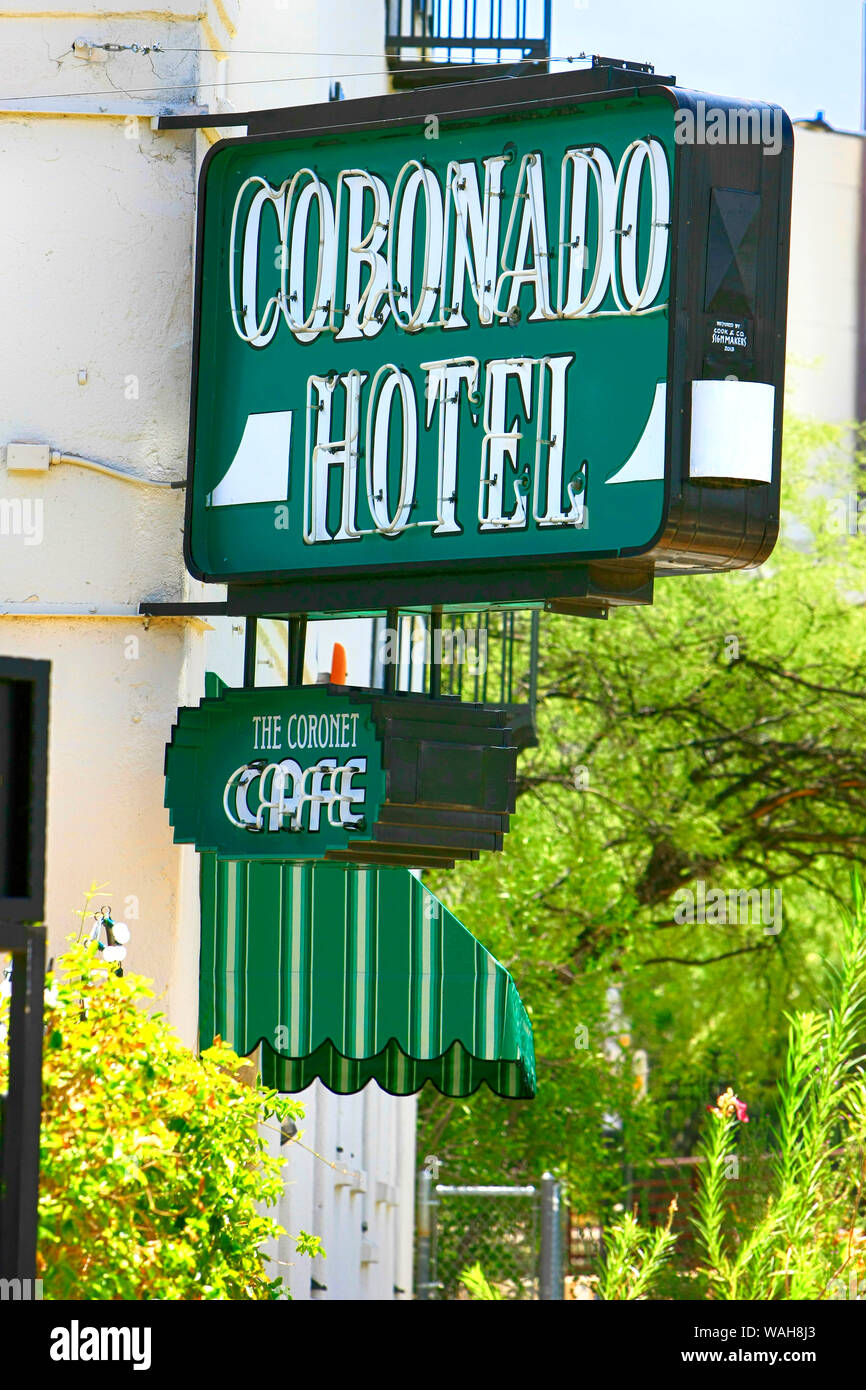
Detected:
[163,46,588,61]
[0,51,593,106]
[285,1131,360,1178]
[257,1114,358,1179]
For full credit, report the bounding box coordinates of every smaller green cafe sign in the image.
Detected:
[165,687,385,860]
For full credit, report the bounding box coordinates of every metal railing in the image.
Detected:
[438,610,538,709]
[374,610,539,702]
[372,609,540,748]
[385,0,551,68]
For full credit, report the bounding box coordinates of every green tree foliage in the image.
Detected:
[420,415,866,1210]
[0,938,322,1299]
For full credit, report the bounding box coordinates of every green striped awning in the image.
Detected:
[199,856,535,1099]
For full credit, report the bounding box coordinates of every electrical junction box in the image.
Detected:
[5,444,50,474]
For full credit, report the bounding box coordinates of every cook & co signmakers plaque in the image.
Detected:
[184,73,792,611]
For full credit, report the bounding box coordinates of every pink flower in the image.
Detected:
[708,1087,749,1122]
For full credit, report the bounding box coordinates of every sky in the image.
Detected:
[551,0,862,132]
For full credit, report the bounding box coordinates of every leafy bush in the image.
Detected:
[0,937,322,1299]
[597,883,866,1299]
[459,1263,503,1300]
[691,881,866,1300]
[596,1201,678,1300]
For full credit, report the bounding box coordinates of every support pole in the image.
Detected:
[416,1166,434,1299]
[539,1170,563,1300]
[384,608,399,695]
[288,616,307,686]
[528,609,540,718]
[243,616,258,689]
[429,607,442,699]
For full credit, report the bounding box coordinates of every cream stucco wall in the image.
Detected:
[787,123,863,424]
[220,0,389,111]
[0,116,194,605]
[260,1079,416,1301]
[0,615,205,1044]
[0,33,205,1022]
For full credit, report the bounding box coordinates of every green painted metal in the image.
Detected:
[199,856,536,1098]
[187,93,674,593]
[165,686,385,861]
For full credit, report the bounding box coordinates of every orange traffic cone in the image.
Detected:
[329,641,347,685]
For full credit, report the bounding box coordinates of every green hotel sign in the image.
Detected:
[165,687,385,860]
[184,73,792,612]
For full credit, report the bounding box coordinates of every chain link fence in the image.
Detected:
[434,1187,540,1300]
[416,1168,563,1300]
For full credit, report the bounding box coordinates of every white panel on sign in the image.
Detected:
[207,411,292,506]
[605,382,667,485]
[689,380,775,484]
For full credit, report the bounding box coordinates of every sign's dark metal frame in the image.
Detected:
[330,687,518,868]
[167,64,793,619]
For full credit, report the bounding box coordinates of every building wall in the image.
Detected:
[260,1080,416,1301]
[787,123,864,425]
[217,0,389,112]
[0,23,202,1018]
[1,0,414,1300]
